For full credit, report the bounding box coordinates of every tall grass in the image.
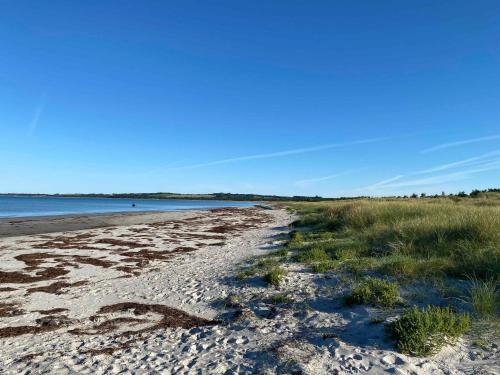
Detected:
[288,199,500,280]
[466,278,498,320]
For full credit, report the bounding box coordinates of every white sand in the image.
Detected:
[0,207,497,374]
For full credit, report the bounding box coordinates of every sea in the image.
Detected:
[0,195,255,218]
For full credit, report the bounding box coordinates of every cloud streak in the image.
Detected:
[28,94,47,134]
[361,151,500,192]
[374,161,500,189]
[420,134,500,153]
[295,170,357,188]
[170,137,388,171]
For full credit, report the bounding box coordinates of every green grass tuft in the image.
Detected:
[236,266,258,281]
[267,293,292,304]
[466,277,498,320]
[343,277,401,308]
[387,305,470,356]
[264,267,288,287]
[311,260,338,273]
[293,246,330,264]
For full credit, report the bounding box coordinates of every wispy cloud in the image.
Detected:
[420,134,500,154]
[295,170,357,188]
[28,94,47,134]
[413,150,500,175]
[170,137,388,171]
[360,151,500,192]
[375,161,500,189]
[362,175,405,191]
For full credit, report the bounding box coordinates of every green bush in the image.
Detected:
[343,278,400,308]
[387,305,470,356]
[264,267,288,287]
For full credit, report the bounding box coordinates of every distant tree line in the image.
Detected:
[2,188,498,202]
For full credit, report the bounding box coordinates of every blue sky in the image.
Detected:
[1,1,499,197]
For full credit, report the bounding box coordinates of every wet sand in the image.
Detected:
[0,210,203,238]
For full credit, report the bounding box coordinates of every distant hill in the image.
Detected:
[0,192,360,202]
[2,189,498,202]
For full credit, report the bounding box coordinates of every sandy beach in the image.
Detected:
[0,207,497,374]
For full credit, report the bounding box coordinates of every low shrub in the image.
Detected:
[264,267,288,287]
[344,278,400,308]
[387,305,470,356]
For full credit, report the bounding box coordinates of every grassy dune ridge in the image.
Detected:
[259,194,499,356]
[287,197,500,280]
[235,194,499,356]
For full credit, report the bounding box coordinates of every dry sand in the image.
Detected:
[0,207,497,374]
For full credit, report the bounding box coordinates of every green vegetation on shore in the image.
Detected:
[235,190,499,357]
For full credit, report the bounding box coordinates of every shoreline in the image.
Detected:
[0,210,206,238]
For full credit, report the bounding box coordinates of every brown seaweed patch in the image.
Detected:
[69,317,146,335]
[0,287,16,292]
[98,302,215,331]
[72,255,115,268]
[27,280,88,295]
[34,308,70,315]
[0,267,69,284]
[0,303,25,317]
[0,315,72,338]
[95,238,149,249]
[34,233,96,249]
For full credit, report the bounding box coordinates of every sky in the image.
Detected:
[1,0,499,197]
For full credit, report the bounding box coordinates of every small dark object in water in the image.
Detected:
[132,204,136,207]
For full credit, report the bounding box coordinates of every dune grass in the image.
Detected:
[466,278,499,320]
[343,277,401,308]
[264,267,288,287]
[287,198,500,281]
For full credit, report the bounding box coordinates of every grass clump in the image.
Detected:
[466,278,498,320]
[387,305,470,356]
[236,266,258,281]
[344,278,401,308]
[293,246,330,264]
[273,248,289,257]
[264,267,288,287]
[341,257,377,276]
[312,260,338,273]
[267,293,292,304]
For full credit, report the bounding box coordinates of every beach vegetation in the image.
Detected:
[264,267,288,287]
[343,277,401,308]
[466,277,498,320]
[267,293,292,304]
[287,198,500,280]
[386,305,470,356]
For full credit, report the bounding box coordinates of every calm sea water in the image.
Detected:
[0,196,255,218]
